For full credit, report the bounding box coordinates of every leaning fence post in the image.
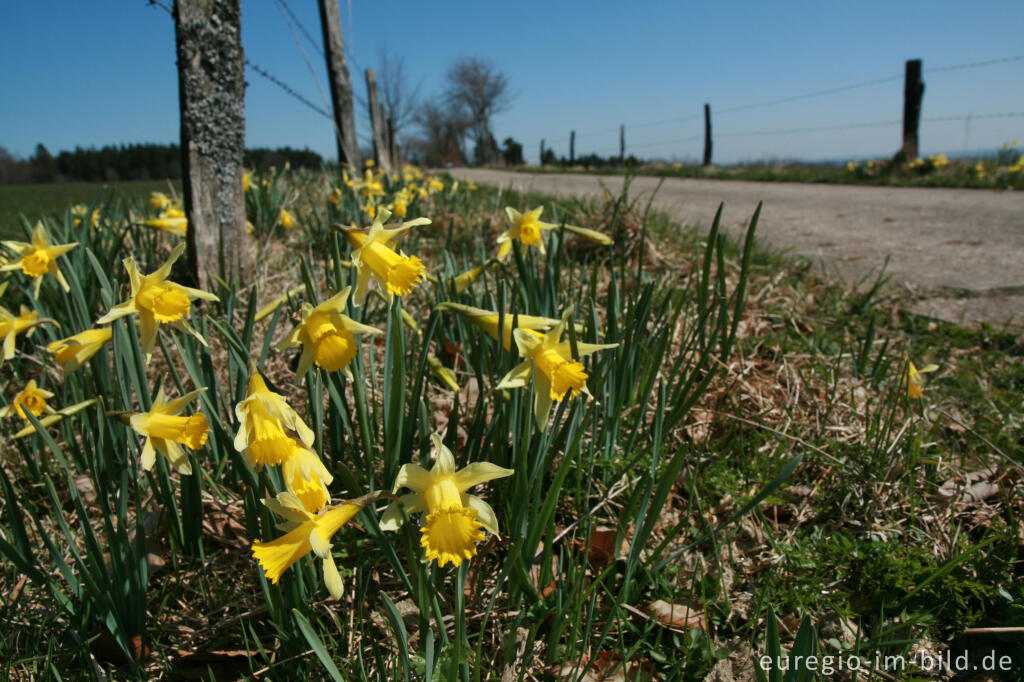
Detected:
[174,0,250,289]
[540,139,545,165]
[896,59,924,162]
[703,103,713,167]
[619,124,625,164]
[569,130,575,165]
[365,68,393,174]
[318,0,361,168]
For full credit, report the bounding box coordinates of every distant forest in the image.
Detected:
[0,143,324,184]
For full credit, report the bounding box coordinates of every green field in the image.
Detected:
[0,180,181,239]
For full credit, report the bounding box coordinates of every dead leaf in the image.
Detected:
[648,599,706,631]
[74,474,97,507]
[934,468,1000,505]
[588,526,619,571]
[172,649,253,680]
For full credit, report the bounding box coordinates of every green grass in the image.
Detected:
[0,169,1021,680]
[0,180,181,238]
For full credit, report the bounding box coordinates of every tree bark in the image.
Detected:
[174,0,250,290]
[318,0,361,168]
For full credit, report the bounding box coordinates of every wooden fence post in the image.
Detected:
[896,59,924,162]
[619,124,625,164]
[365,68,393,174]
[569,130,575,165]
[703,103,713,167]
[174,0,250,289]
[318,0,361,168]
[540,139,545,165]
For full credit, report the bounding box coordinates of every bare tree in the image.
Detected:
[377,46,421,146]
[410,98,470,167]
[444,58,514,165]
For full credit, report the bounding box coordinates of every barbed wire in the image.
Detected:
[580,111,1024,156]
[555,54,1024,143]
[245,59,332,119]
[275,0,324,58]
[146,0,172,15]
[925,55,1024,74]
[145,0,335,123]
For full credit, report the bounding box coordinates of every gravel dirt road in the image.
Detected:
[450,168,1024,330]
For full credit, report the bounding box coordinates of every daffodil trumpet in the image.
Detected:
[95,242,219,362]
[0,222,78,297]
[278,285,382,379]
[496,309,617,427]
[380,433,513,568]
[341,209,431,306]
[252,489,389,599]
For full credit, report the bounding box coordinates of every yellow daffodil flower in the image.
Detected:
[6,393,96,438]
[252,490,381,599]
[344,209,431,306]
[149,192,172,209]
[234,370,316,467]
[426,177,444,194]
[380,433,513,567]
[330,187,343,205]
[243,171,252,192]
[497,207,556,260]
[129,385,209,475]
[402,165,422,182]
[95,242,219,361]
[0,380,55,420]
[356,170,384,198]
[48,327,113,374]
[435,302,562,351]
[427,355,460,391]
[278,286,383,378]
[0,304,49,362]
[281,443,334,512]
[71,204,99,229]
[1,222,78,297]
[278,208,295,229]
[141,206,188,237]
[905,361,938,400]
[496,310,617,427]
[450,265,486,295]
[563,224,613,246]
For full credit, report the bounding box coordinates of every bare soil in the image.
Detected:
[451,168,1024,330]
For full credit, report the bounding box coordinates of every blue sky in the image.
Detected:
[2,1,1023,165]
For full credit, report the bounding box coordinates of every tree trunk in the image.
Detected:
[318,0,361,168]
[174,0,250,289]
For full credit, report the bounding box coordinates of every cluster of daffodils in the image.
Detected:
[3,176,617,606]
[1,219,216,470]
[0,226,98,435]
[243,207,522,593]
[139,191,188,236]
